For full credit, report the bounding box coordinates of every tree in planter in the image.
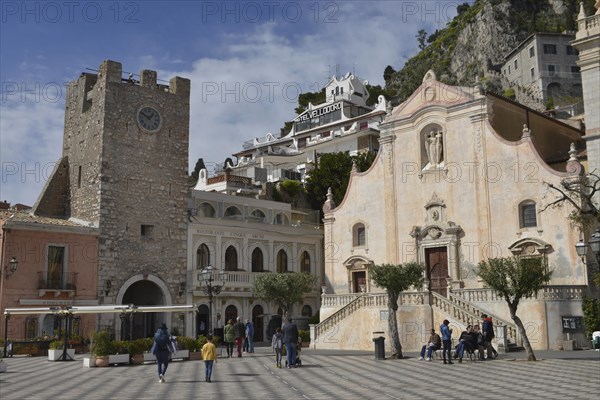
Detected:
[477,256,552,361]
[91,331,114,357]
[369,262,425,359]
[253,272,317,324]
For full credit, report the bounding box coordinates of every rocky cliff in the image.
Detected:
[386,0,595,105]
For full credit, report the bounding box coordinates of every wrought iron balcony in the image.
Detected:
[37,271,78,291]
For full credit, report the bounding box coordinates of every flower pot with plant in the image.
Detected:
[127,339,148,365]
[91,331,114,368]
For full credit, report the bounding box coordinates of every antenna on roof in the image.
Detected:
[336,64,341,79]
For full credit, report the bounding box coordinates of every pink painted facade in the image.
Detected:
[0,211,98,342]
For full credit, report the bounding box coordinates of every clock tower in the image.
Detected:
[38,60,190,336]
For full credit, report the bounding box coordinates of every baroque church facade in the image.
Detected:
[314,70,591,352]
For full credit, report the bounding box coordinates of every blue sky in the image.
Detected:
[1,1,463,206]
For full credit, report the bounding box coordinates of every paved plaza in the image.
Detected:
[1,347,599,400]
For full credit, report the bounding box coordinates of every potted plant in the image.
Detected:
[48,340,75,361]
[127,339,148,365]
[90,331,114,368]
[186,336,204,361]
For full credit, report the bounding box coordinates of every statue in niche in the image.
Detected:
[424,129,444,169]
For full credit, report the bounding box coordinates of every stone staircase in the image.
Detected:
[432,291,522,352]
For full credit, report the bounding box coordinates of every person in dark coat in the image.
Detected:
[282,318,299,369]
[152,323,171,383]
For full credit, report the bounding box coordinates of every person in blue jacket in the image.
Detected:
[440,319,453,365]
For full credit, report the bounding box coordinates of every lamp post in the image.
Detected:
[2,257,18,358]
[199,265,228,335]
[576,229,600,261]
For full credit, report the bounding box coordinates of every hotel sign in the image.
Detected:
[294,102,341,122]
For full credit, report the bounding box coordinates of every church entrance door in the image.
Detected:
[426,247,448,297]
[352,271,366,293]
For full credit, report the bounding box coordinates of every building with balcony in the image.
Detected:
[195,73,388,193]
[185,190,323,341]
[0,210,98,340]
[501,32,583,111]
[314,70,590,353]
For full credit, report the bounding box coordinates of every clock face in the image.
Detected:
[137,106,161,132]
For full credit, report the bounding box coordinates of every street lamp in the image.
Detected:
[198,265,228,335]
[4,257,18,278]
[576,229,600,262]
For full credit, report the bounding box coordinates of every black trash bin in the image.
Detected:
[373,336,385,360]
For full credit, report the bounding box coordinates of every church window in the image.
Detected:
[519,201,537,228]
[353,223,366,247]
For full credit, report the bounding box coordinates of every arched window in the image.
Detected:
[277,249,288,272]
[197,202,216,217]
[250,209,266,222]
[301,305,313,317]
[353,223,366,247]
[252,248,264,272]
[196,244,210,269]
[300,251,311,273]
[224,206,242,219]
[225,246,238,271]
[225,305,238,324]
[274,213,289,225]
[519,201,537,228]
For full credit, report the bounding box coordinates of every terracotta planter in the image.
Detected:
[189,351,202,361]
[95,356,109,368]
[130,354,144,365]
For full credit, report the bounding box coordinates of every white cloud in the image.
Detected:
[1,1,459,205]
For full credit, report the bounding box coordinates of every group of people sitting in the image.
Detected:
[418,314,499,363]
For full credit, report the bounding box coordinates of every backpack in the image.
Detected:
[154,329,170,350]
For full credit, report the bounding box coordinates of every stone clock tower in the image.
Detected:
[36,60,190,336]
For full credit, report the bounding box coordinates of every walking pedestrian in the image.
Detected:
[202,334,217,383]
[481,314,499,359]
[272,327,283,368]
[234,317,246,357]
[152,323,172,382]
[246,319,255,353]
[224,319,235,358]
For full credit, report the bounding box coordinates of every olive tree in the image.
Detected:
[369,262,425,359]
[253,272,317,323]
[477,256,552,361]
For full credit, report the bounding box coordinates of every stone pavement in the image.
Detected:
[1,347,599,400]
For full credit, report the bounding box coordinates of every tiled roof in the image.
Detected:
[0,210,89,227]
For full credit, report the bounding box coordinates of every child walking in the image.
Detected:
[202,335,217,383]
[272,327,283,368]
